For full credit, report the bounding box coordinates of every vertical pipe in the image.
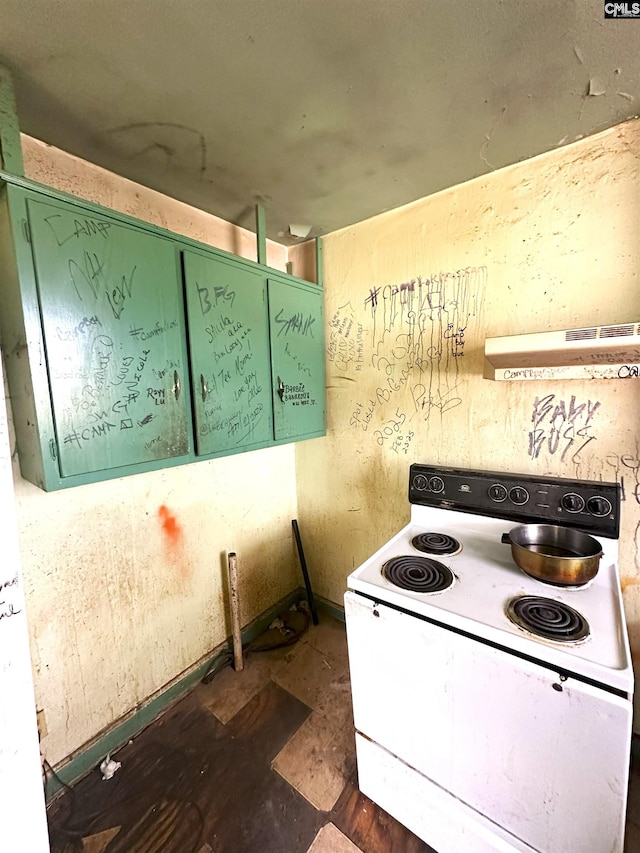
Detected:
[227,551,243,672]
[255,204,267,266]
[0,65,25,175]
[315,235,324,288]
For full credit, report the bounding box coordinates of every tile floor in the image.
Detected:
[201,611,358,816]
[46,610,640,853]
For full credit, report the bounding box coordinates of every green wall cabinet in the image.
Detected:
[268,277,326,441]
[183,250,274,455]
[0,176,325,490]
[27,197,191,476]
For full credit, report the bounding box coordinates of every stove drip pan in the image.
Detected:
[411,532,461,556]
[382,556,455,594]
[506,595,590,643]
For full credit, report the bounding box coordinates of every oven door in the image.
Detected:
[344,591,632,853]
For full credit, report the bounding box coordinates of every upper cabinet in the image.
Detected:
[268,277,325,441]
[183,249,273,456]
[0,178,326,490]
[27,196,191,476]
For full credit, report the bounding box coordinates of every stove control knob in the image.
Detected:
[488,483,508,502]
[561,492,585,513]
[587,496,613,517]
[509,486,530,506]
[413,474,428,491]
[429,476,445,493]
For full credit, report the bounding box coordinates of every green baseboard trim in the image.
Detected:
[45,587,305,800]
[314,593,345,623]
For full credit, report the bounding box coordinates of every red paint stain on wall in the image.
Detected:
[157,505,193,581]
[158,504,183,546]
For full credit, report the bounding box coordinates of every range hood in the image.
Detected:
[484,322,640,380]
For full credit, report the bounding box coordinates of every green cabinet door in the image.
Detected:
[268,277,326,441]
[183,251,273,454]
[27,197,190,477]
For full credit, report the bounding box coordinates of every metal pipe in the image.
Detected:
[292,520,319,625]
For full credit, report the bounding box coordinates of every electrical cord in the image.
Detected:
[44,758,76,810]
[44,754,205,853]
[44,758,105,840]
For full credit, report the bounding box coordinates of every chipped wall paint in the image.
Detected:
[7,141,299,767]
[294,118,640,728]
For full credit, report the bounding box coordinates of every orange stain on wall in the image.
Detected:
[157,505,193,581]
[158,504,183,546]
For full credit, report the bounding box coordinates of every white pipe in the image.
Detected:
[228,551,243,672]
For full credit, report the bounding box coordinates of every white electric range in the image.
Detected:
[344,464,633,853]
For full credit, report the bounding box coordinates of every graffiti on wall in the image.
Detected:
[368,268,484,422]
[607,450,640,507]
[572,442,640,508]
[528,394,601,462]
[327,302,364,374]
[346,268,486,444]
[0,573,21,623]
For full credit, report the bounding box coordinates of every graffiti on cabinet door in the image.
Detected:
[274,309,316,337]
[283,342,312,378]
[528,394,601,462]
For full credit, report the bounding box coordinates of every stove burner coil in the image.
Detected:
[382,556,455,594]
[506,596,590,643]
[411,532,461,556]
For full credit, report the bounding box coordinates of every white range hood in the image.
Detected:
[484,322,640,380]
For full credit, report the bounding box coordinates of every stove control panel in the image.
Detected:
[409,464,620,538]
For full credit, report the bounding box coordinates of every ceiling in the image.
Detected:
[1,0,639,244]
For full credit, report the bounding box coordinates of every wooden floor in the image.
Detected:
[626,756,640,853]
[46,614,433,853]
[46,612,640,853]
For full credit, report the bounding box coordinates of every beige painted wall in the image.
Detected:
[294,120,640,718]
[22,136,288,270]
[5,121,640,765]
[7,138,300,766]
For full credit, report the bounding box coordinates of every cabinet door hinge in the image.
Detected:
[49,438,57,460]
[22,218,31,244]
